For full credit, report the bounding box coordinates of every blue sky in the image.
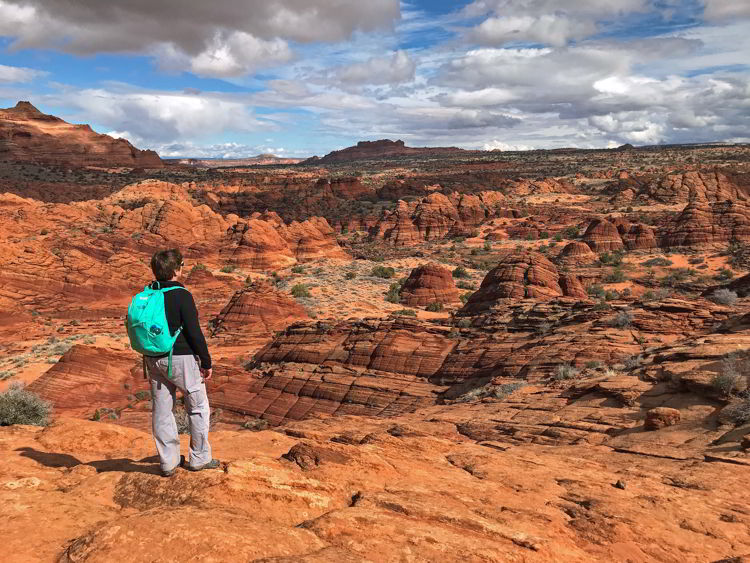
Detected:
[0,0,748,158]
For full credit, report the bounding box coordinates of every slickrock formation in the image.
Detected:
[558,241,597,265]
[0,101,162,168]
[662,199,750,247]
[305,139,467,163]
[582,219,624,252]
[399,263,460,306]
[371,191,509,245]
[644,170,749,204]
[460,251,585,313]
[211,280,309,335]
[619,222,657,250]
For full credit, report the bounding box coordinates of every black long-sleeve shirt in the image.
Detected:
[150,280,212,369]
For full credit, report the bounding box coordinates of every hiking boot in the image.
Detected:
[185,459,220,472]
[161,455,184,477]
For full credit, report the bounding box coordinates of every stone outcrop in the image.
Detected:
[211,280,309,335]
[0,101,163,168]
[644,407,681,430]
[305,139,467,163]
[558,241,597,265]
[460,251,585,313]
[582,219,624,252]
[661,199,750,247]
[644,171,749,204]
[399,263,460,307]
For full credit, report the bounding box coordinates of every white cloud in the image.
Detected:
[0,0,400,78]
[471,15,596,47]
[44,87,268,144]
[483,140,534,151]
[702,0,750,21]
[334,51,416,85]
[0,64,45,83]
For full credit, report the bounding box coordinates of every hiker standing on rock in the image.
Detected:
[126,248,219,476]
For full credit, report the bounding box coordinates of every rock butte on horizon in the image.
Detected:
[1,104,750,562]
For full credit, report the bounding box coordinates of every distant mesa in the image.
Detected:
[0,101,163,168]
[303,138,469,164]
[164,154,303,167]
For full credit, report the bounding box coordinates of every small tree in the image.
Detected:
[291,284,311,298]
[709,289,738,306]
[452,266,470,279]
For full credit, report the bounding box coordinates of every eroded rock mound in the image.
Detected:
[582,219,624,252]
[212,280,309,335]
[460,251,585,313]
[0,101,162,168]
[399,263,460,307]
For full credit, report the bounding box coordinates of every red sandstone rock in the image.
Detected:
[212,280,309,335]
[582,219,624,252]
[399,263,460,307]
[559,241,597,265]
[644,407,681,430]
[0,101,162,168]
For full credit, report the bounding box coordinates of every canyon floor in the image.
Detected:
[1,135,750,561]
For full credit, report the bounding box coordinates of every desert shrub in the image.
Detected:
[456,281,475,290]
[454,382,524,403]
[385,282,402,303]
[460,291,473,304]
[599,250,625,266]
[291,284,311,298]
[722,400,750,426]
[371,265,396,279]
[134,390,151,401]
[610,309,633,328]
[345,271,356,280]
[393,308,417,317]
[624,354,644,370]
[426,302,444,312]
[592,299,611,311]
[585,361,601,369]
[604,268,627,283]
[642,257,672,267]
[0,383,51,426]
[539,231,549,239]
[562,225,580,239]
[709,289,738,306]
[456,318,472,328]
[242,418,270,431]
[714,268,734,282]
[554,233,563,242]
[604,289,620,300]
[688,256,705,265]
[483,241,492,251]
[191,263,207,273]
[220,264,237,273]
[291,265,305,274]
[713,372,743,396]
[553,363,579,381]
[452,266,470,279]
[642,290,655,301]
[587,284,605,298]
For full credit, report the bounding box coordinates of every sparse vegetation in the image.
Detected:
[371,265,396,279]
[624,354,644,370]
[425,302,444,312]
[242,418,270,431]
[610,309,634,328]
[393,308,417,317]
[385,282,402,303]
[345,271,356,280]
[452,266,470,279]
[714,268,734,282]
[220,264,237,273]
[291,265,305,274]
[291,284,311,298]
[0,383,51,426]
[454,382,524,403]
[642,257,672,267]
[722,400,750,426]
[709,289,738,306]
[553,363,579,381]
[604,268,627,283]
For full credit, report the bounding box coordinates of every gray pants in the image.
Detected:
[145,354,212,471]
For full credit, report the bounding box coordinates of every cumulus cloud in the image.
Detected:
[465,0,648,46]
[483,140,534,151]
[0,0,400,77]
[0,64,45,83]
[334,51,416,85]
[702,0,750,21]
[44,87,268,144]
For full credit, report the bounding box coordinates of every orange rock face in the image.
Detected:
[461,251,584,312]
[212,280,309,335]
[399,263,460,306]
[582,218,624,252]
[559,241,597,265]
[0,101,162,168]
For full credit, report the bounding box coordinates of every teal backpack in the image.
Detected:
[126,283,184,379]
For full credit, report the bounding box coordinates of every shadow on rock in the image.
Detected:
[16,447,161,475]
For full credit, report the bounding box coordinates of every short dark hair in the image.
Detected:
[151,249,183,281]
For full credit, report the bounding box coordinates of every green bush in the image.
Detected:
[460,291,473,304]
[483,241,492,252]
[553,364,579,381]
[291,284,311,298]
[454,382,524,403]
[0,384,51,426]
[610,310,633,328]
[710,289,738,306]
[385,282,402,303]
[371,265,396,279]
[604,268,627,283]
[452,266,470,279]
[456,281,475,290]
[191,263,207,273]
[722,400,750,426]
[393,308,417,317]
[714,268,735,282]
[291,265,305,274]
[642,257,672,267]
[220,264,237,273]
[425,302,444,312]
